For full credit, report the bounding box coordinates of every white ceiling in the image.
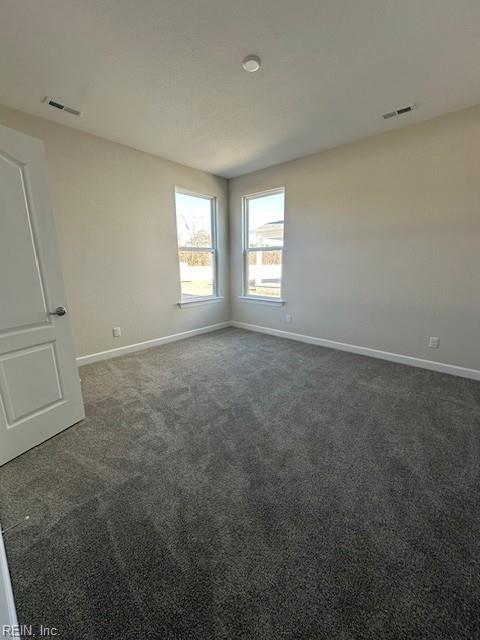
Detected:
[1,0,480,178]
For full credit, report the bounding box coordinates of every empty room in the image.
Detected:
[1,1,480,638]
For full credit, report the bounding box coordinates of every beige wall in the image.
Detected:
[2,102,479,370]
[230,106,480,371]
[0,104,229,358]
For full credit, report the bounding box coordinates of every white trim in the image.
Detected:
[177,296,224,308]
[242,186,286,200]
[230,321,480,381]
[246,246,283,252]
[76,319,480,380]
[76,322,230,366]
[0,526,18,633]
[174,186,215,200]
[238,296,286,306]
[242,187,286,300]
[174,187,219,300]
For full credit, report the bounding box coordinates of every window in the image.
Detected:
[175,189,218,301]
[243,188,285,299]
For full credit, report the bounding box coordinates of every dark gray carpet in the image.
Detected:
[1,328,480,639]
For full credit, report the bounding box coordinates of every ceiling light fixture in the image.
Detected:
[242,55,261,73]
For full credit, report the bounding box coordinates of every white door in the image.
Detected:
[0,124,84,466]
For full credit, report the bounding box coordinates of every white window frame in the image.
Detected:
[241,187,286,305]
[175,187,221,306]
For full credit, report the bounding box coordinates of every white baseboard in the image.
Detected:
[0,526,18,634]
[231,321,480,381]
[76,322,230,366]
[76,319,480,380]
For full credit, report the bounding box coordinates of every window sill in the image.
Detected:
[177,296,224,308]
[238,296,286,307]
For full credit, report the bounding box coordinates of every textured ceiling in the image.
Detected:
[1,0,480,177]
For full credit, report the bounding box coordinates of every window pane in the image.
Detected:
[179,251,214,298]
[247,250,282,298]
[175,192,213,247]
[248,191,284,248]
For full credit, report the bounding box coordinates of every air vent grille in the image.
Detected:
[43,97,81,117]
[382,104,416,120]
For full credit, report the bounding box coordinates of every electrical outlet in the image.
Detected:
[113,326,122,338]
[428,336,440,349]
[286,314,293,324]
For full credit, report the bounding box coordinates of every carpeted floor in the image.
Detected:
[1,328,480,639]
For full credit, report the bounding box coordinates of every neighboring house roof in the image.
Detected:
[252,221,284,243]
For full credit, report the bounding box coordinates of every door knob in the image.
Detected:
[49,306,67,316]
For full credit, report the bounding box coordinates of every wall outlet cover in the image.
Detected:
[428,336,440,349]
[113,327,122,338]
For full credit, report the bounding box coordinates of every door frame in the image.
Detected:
[0,526,18,634]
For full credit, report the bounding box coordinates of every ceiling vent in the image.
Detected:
[42,96,81,116]
[382,104,416,120]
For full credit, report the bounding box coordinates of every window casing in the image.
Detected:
[175,189,218,302]
[243,188,285,300]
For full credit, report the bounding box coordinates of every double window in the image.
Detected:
[243,188,285,299]
[175,189,218,302]
[175,186,285,305]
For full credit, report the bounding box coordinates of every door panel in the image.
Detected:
[0,153,48,331]
[0,124,84,466]
[0,343,63,424]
